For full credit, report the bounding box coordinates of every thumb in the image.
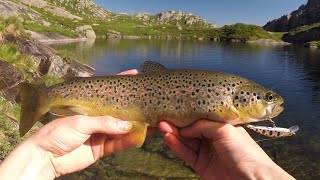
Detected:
[73,115,133,135]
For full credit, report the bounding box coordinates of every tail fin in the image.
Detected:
[19,83,49,136]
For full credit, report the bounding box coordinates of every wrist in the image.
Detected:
[247,161,295,180]
[0,138,57,180]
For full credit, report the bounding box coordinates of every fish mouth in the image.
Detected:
[266,101,284,119]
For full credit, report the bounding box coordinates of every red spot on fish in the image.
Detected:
[75,89,79,94]
[104,82,107,85]
[123,102,127,106]
[109,91,113,95]
[191,102,196,107]
[153,99,157,103]
[188,87,193,91]
[86,92,92,95]
[176,93,181,97]
[201,91,205,96]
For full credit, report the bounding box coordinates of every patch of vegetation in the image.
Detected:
[56,49,78,60]
[306,41,320,48]
[23,6,80,38]
[42,74,63,86]
[220,23,281,41]
[288,23,320,36]
[0,16,23,33]
[23,23,79,38]
[0,44,38,81]
[0,96,23,158]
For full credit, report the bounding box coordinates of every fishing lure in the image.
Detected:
[246,124,299,138]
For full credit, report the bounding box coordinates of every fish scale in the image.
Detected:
[19,61,284,147]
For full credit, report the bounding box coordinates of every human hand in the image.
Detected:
[30,115,134,176]
[0,69,140,180]
[159,120,294,180]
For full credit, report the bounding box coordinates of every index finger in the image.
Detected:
[117,69,138,75]
[180,120,238,141]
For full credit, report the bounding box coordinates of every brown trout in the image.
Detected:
[19,61,284,147]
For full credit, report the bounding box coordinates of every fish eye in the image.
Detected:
[266,92,274,101]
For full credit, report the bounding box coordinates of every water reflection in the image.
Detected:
[51,39,320,179]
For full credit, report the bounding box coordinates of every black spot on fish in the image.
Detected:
[262,130,266,134]
[277,132,281,137]
[269,131,273,136]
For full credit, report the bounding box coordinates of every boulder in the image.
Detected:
[3,34,95,79]
[135,13,150,21]
[106,30,121,39]
[0,59,24,102]
[0,0,41,20]
[75,25,96,38]
[20,0,83,20]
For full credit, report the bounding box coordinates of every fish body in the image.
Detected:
[19,61,284,147]
[246,125,299,138]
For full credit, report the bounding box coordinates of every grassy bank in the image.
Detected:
[288,23,320,36]
[0,43,38,81]
[0,96,22,158]
[221,23,282,41]
[306,41,320,48]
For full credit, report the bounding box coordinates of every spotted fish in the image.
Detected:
[19,61,284,147]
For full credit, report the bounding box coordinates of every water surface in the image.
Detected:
[51,39,320,179]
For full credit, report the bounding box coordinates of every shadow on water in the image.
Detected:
[51,39,320,179]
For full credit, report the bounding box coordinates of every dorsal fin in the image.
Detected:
[138,61,167,74]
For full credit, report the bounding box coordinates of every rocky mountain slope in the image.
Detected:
[135,11,214,27]
[263,0,320,47]
[0,0,215,41]
[263,0,320,32]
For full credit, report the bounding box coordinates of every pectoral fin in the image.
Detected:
[128,121,148,147]
[50,105,91,116]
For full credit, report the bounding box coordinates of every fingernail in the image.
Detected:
[118,121,132,131]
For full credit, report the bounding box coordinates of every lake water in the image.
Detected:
[51,39,320,179]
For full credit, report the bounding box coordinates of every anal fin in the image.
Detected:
[128,121,148,147]
[51,105,90,116]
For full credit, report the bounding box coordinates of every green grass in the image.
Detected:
[288,23,320,36]
[0,16,23,33]
[0,96,23,158]
[306,41,320,48]
[42,74,63,86]
[0,44,38,81]
[221,23,282,41]
[23,23,79,38]
[23,6,80,38]
[56,49,78,60]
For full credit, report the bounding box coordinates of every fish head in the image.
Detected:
[232,83,284,123]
